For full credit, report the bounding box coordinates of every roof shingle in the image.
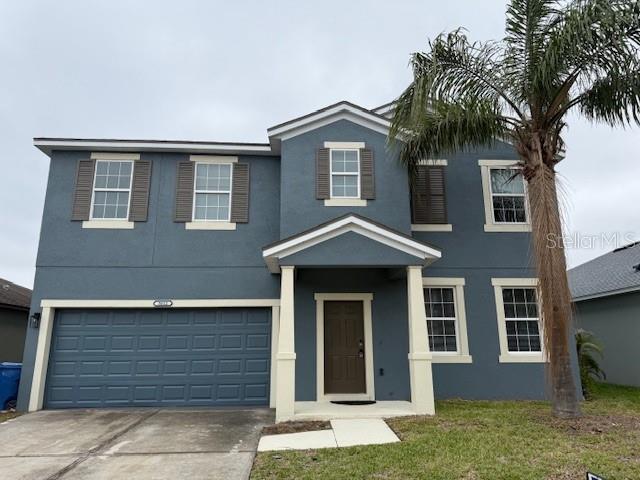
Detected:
[568,242,640,301]
[0,278,32,309]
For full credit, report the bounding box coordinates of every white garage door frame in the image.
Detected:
[29,299,281,412]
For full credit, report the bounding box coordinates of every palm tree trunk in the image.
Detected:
[525,140,580,418]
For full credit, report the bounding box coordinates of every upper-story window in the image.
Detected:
[91,160,133,220]
[489,168,527,223]
[330,149,360,198]
[193,163,232,221]
[479,160,531,232]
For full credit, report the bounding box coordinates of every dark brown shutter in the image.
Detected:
[316,148,330,199]
[71,159,95,221]
[174,161,195,222]
[230,163,250,223]
[360,148,375,199]
[411,165,447,224]
[128,160,152,222]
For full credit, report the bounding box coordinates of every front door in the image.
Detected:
[324,301,366,394]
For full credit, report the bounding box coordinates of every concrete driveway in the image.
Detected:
[0,408,273,480]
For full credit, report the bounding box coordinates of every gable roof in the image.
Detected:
[262,213,441,273]
[568,242,640,301]
[0,278,32,310]
[266,101,393,152]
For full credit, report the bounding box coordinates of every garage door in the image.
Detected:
[44,308,271,408]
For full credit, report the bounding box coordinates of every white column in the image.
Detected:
[275,266,296,422]
[29,307,54,412]
[406,266,435,415]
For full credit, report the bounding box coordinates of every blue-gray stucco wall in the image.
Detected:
[279,120,411,237]
[575,292,640,387]
[18,150,282,410]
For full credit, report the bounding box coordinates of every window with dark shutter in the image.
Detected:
[129,160,152,222]
[71,159,96,221]
[316,148,330,199]
[411,165,448,224]
[230,163,250,223]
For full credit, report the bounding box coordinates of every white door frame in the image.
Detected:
[314,293,375,402]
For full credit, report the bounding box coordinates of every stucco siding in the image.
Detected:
[0,307,28,362]
[575,291,640,387]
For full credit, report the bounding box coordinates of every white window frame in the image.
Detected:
[479,160,531,232]
[185,155,237,230]
[422,277,472,363]
[83,152,138,230]
[492,278,546,363]
[324,141,367,207]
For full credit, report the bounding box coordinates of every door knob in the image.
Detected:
[358,349,364,358]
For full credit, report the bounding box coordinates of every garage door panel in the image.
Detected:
[45,308,271,408]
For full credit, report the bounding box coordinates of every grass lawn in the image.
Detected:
[0,412,20,423]
[251,383,640,479]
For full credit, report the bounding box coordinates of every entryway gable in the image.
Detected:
[263,213,441,273]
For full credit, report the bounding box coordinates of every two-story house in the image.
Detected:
[18,101,547,422]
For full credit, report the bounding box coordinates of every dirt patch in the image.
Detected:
[539,412,640,435]
[262,420,331,435]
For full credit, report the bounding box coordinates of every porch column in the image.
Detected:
[406,265,435,415]
[275,266,296,422]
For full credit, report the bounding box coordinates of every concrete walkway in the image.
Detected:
[257,418,400,451]
[0,408,273,480]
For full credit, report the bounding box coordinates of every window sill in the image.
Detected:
[412,224,453,232]
[185,221,236,230]
[431,354,472,364]
[82,220,135,230]
[324,199,367,207]
[484,223,531,232]
[499,353,546,363]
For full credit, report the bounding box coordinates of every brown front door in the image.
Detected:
[324,301,366,394]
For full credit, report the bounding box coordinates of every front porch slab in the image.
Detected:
[331,419,400,447]
[292,401,415,421]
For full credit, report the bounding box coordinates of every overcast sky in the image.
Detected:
[1,1,638,289]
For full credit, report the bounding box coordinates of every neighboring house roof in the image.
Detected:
[34,100,394,157]
[0,278,32,310]
[262,213,441,273]
[568,241,640,301]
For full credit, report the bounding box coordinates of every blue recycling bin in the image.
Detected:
[0,362,22,410]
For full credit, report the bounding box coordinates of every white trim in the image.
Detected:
[269,305,280,409]
[329,148,360,200]
[90,152,140,161]
[418,159,448,166]
[573,285,640,302]
[479,160,532,233]
[34,139,275,157]
[411,224,453,232]
[191,161,233,223]
[268,104,392,141]
[40,298,280,308]
[491,278,546,363]
[29,298,280,412]
[82,220,135,229]
[324,199,367,207]
[189,155,238,164]
[185,221,236,230]
[89,158,135,222]
[323,141,365,149]
[422,277,472,363]
[262,215,441,273]
[314,293,375,402]
[275,266,296,422]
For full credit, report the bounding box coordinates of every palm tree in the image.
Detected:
[575,329,606,398]
[390,0,640,418]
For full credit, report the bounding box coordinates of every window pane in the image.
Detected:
[193,193,230,221]
[493,195,527,223]
[331,174,358,197]
[491,168,524,194]
[195,163,231,191]
[425,288,459,353]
